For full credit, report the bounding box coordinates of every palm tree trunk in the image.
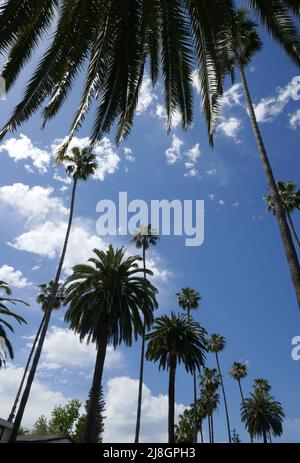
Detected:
[193,370,198,443]
[84,326,109,443]
[263,430,267,444]
[286,211,300,251]
[199,421,203,443]
[237,55,300,308]
[238,380,253,443]
[208,414,212,443]
[210,413,214,443]
[7,313,46,422]
[9,176,78,442]
[168,355,177,443]
[134,244,147,443]
[187,306,198,443]
[215,353,231,443]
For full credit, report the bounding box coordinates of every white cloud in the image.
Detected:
[218,200,225,206]
[0,183,68,222]
[165,135,184,165]
[137,77,158,114]
[254,76,300,123]
[0,134,51,173]
[206,169,217,176]
[184,143,200,177]
[0,265,31,288]
[124,147,135,163]
[289,108,300,129]
[104,376,186,443]
[9,220,106,274]
[217,117,242,142]
[146,256,172,283]
[0,364,68,428]
[41,326,124,370]
[155,105,182,129]
[191,70,201,94]
[222,83,243,107]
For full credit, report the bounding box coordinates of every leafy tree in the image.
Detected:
[32,415,49,435]
[0,281,27,369]
[48,399,81,436]
[130,224,159,443]
[146,313,206,443]
[17,426,30,436]
[265,181,300,250]
[175,408,195,443]
[241,392,285,443]
[176,287,202,443]
[207,333,232,442]
[9,147,97,442]
[64,245,158,442]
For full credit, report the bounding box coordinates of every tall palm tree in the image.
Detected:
[229,361,248,404]
[265,181,300,250]
[176,287,201,443]
[200,367,221,443]
[207,333,231,443]
[224,8,300,308]
[64,245,158,443]
[241,392,284,443]
[9,147,97,442]
[175,408,195,443]
[146,313,206,443]
[7,281,64,422]
[0,281,27,369]
[0,1,299,154]
[130,224,159,443]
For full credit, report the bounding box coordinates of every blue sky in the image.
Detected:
[0,17,300,443]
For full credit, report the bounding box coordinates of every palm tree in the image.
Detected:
[176,287,201,443]
[64,245,158,443]
[175,408,195,443]
[207,333,231,442]
[265,181,300,250]
[224,8,300,308]
[241,392,284,443]
[7,281,64,422]
[0,281,27,369]
[9,147,97,442]
[146,313,206,443]
[253,378,272,395]
[0,1,299,155]
[130,224,159,443]
[229,361,248,405]
[200,367,221,443]
[230,361,253,442]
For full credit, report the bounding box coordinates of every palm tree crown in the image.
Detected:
[265,181,300,214]
[176,288,201,315]
[64,146,98,181]
[0,281,27,368]
[241,392,285,442]
[145,312,206,373]
[64,245,158,347]
[207,333,226,353]
[229,361,248,382]
[36,281,65,311]
[131,225,160,251]
[253,378,272,395]
[0,1,299,152]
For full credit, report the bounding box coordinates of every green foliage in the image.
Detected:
[232,429,242,443]
[176,288,201,314]
[48,399,81,436]
[146,312,207,373]
[229,361,248,382]
[264,181,300,215]
[17,426,30,436]
[32,415,49,435]
[74,389,105,443]
[64,245,158,348]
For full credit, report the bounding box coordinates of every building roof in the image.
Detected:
[16,434,74,443]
